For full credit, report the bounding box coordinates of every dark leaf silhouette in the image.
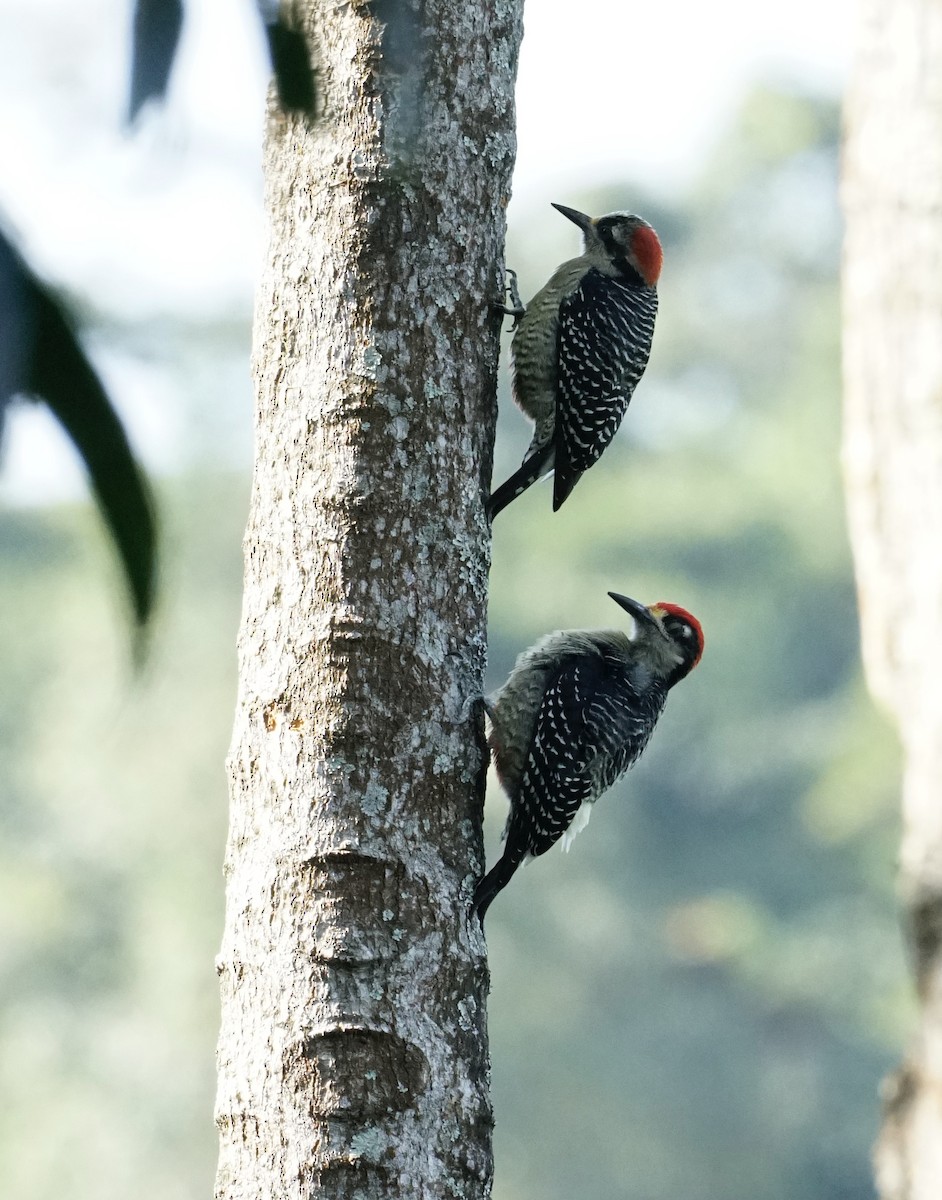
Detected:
[262,15,318,116]
[128,0,184,123]
[0,229,157,628]
[128,1,317,125]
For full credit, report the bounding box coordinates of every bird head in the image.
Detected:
[552,203,663,287]
[608,592,704,686]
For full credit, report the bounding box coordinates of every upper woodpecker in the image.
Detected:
[474,592,703,921]
[490,203,662,517]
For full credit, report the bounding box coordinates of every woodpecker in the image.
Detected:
[490,203,662,517]
[474,592,703,921]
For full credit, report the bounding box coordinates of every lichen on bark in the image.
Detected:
[216,2,523,1196]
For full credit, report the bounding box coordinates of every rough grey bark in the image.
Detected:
[215,2,522,1197]
[842,1,942,1195]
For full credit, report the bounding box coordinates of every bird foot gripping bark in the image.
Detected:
[496,267,526,329]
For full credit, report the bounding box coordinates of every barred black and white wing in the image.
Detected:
[510,649,667,858]
[553,270,658,510]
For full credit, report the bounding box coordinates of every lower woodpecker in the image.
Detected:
[474,592,704,921]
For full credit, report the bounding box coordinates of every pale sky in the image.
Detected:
[0,0,852,501]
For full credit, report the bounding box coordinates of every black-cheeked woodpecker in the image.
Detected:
[490,203,663,517]
[474,592,703,920]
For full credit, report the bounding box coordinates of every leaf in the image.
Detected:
[128,0,317,124]
[0,229,158,630]
[128,0,185,123]
[258,7,318,116]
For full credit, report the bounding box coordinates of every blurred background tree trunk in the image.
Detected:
[214,2,522,1196]
[842,0,942,1195]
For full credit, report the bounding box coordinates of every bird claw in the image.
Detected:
[496,267,526,329]
[480,697,501,756]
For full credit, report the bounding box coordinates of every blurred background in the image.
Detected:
[0,2,909,1198]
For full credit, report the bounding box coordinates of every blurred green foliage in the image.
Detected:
[0,84,908,1200]
[0,476,241,1200]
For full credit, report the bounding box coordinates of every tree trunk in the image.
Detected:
[215,3,522,1196]
[842,1,942,1195]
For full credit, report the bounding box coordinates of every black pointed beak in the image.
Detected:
[551,203,593,234]
[608,592,658,629]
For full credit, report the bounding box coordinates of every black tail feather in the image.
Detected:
[473,842,527,923]
[552,462,584,511]
[488,445,553,519]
